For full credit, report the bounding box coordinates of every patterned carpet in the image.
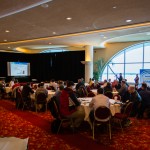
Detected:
[0,100,150,150]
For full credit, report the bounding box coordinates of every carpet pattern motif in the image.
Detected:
[0,100,150,150]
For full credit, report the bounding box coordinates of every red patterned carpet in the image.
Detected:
[0,100,150,150]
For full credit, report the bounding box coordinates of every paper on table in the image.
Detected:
[0,137,29,150]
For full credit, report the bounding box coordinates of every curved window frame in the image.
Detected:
[101,41,150,83]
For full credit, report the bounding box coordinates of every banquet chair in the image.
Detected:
[49,98,74,134]
[36,92,47,112]
[16,90,30,111]
[113,102,133,132]
[93,106,112,140]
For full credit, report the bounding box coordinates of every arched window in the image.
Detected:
[101,42,150,82]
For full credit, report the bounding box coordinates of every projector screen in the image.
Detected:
[7,62,30,76]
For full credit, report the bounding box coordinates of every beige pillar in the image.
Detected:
[81,45,93,83]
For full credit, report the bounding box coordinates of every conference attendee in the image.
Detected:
[12,79,20,90]
[9,78,15,87]
[134,74,139,89]
[102,79,108,88]
[123,85,142,117]
[76,79,84,91]
[35,82,48,99]
[138,83,150,118]
[118,80,128,100]
[21,82,34,103]
[118,73,123,83]
[53,85,64,109]
[0,80,6,99]
[50,79,58,91]
[59,81,85,128]
[103,82,112,93]
[89,87,110,122]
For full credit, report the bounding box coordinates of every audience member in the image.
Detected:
[89,88,110,122]
[50,79,58,91]
[21,82,34,104]
[35,82,48,99]
[138,83,150,118]
[59,81,85,128]
[123,85,142,117]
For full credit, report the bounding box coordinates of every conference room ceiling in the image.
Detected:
[0,0,150,53]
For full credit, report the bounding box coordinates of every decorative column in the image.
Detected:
[81,45,93,83]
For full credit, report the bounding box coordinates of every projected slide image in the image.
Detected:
[10,62,28,76]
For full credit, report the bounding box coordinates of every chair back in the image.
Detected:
[94,106,111,122]
[124,102,133,117]
[36,92,47,104]
[49,96,60,119]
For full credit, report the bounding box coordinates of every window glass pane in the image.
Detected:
[125,44,143,63]
[111,51,124,63]
[101,42,150,83]
[144,43,150,62]
[108,63,124,75]
[101,67,107,81]
[108,67,118,81]
[144,63,150,69]
[125,63,142,82]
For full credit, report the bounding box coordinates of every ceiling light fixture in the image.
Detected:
[126,20,132,23]
[113,6,117,9]
[4,39,7,42]
[8,47,11,48]
[66,17,72,20]
[52,32,56,34]
[5,30,10,33]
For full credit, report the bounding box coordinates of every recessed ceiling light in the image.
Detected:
[126,20,132,23]
[4,39,7,42]
[5,30,10,33]
[113,6,117,9]
[8,47,11,48]
[66,17,72,20]
[52,32,56,34]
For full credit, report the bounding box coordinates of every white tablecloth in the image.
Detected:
[30,90,55,101]
[0,137,28,150]
[79,97,121,123]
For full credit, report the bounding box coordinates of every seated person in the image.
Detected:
[138,83,150,118]
[0,80,6,98]
[76,79,84,91]
[89,88,110,123]
[21,82,34,105]
[35,82,48,111]
[59,81,85,128]
[54,85,64,109]
[50,79,58,91]
[103,82,112,93]
[35,82,48,98]
[123,85,142,117]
